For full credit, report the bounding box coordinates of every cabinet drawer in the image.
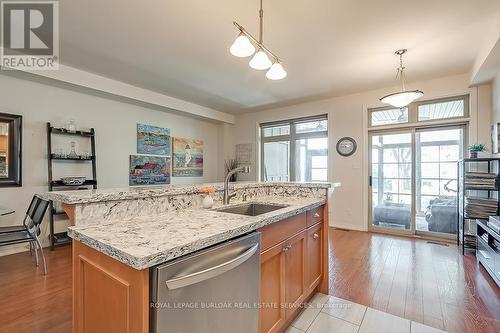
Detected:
[259,213,306,252]
[306,206,324,227]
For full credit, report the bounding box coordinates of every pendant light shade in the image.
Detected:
[249,49,272,70]
[266,62,287,80]
[230,0,286,79]
[380,90,424,108]
[380,49,423,108]
[230,33,256,57]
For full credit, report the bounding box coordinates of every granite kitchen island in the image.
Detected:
[42,182,339,333]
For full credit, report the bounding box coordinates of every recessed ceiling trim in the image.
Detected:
[1,64,235,124]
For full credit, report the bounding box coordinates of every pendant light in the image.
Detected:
[380,49,423,108]
[229,0,287,80]
[230,33,255,57]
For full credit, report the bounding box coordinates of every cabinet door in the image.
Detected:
[260,242,286,333]
[284,231,306,319]
[306,223,323,291]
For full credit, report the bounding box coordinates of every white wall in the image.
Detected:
[492,73,500,132]
[0,72,225,255]
[232,73,492,231]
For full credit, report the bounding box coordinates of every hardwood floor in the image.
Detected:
[329,229,500,333]
[0,246,71,333]
[0,229,499,333]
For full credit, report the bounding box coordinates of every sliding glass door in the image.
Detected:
[369,125,465,238]
[415,127,463,238]
[370,131,413,233]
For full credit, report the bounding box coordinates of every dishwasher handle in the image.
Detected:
[165,243,259,290]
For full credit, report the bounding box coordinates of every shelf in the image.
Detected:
[51,179,97,187]
[50,154,95,161]
[50,127,94,137]
[461,158,500,162]
[51,232,71,246]
[465,187,498,191]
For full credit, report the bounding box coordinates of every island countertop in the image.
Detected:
[68,195,326,270]
[42,181,335,204]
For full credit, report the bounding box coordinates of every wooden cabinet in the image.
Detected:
[260,231,307,333]
[258,205,328,333]
[284,231,306,319]
[305,223,323,291]
[72,241,149,333]
[260,241,286,333]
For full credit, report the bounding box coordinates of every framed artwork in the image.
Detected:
[137,124,170,155]
[172,137,203,177]
[129,155,171,185]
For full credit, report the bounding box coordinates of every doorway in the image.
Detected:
[369,125,465,239]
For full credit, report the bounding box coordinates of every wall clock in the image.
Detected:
[336,137,357,157]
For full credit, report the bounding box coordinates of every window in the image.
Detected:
[261,116,328,182]
[369,95,469,127]
[370,107,409,126]
[417,98,465,121]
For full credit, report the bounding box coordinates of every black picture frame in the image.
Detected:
[336,137,357,157]
[0,112,22,187]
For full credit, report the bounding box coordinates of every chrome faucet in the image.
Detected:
[223,165,250,204]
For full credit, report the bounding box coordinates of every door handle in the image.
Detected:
[165,244,259,290]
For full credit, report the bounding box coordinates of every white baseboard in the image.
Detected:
[330,222,367,232]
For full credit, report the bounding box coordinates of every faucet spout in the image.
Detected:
[223,165,251,205]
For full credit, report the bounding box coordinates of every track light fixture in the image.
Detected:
[230,0,287,80]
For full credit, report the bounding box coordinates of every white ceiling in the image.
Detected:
[59,0,500,114]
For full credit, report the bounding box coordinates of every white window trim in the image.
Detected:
[260,115,328,182]
[368,95,470,131]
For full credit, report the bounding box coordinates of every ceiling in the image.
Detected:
[59,0,500,114]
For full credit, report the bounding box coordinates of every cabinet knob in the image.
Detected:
[313,213,320,218]
[282,247,289,253]
[313,233,319,239]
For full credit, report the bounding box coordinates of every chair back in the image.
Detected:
[23,196,50,235]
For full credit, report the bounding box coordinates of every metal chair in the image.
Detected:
[0,196,50,275]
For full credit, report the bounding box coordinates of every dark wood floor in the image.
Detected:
[0,230,499,333]
[329,229,500,333]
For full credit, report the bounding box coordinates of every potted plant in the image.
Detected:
[468,143,487,159]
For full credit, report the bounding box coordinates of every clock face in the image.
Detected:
[336,137,357,156]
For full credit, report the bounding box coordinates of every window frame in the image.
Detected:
[368,95,470,128]
[260,115,328,182]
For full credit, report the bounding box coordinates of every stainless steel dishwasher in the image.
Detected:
[151,232,261,333]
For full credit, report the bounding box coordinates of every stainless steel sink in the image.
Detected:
[215,203,288,216]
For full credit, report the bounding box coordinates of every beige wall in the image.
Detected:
[0,72,226,255]
[232,73,492,231]
[492,73,500,154]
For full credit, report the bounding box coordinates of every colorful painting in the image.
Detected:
[129,155,171,185]
[137,124,170,155]
[172,137,203,177]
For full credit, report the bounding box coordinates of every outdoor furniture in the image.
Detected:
[0,196,50,274]
[425,197,457,234]
[373,201,411,229]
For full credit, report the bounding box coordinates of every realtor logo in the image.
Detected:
[1,1,59,70]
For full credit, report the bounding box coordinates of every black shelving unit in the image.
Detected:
[457,158,500,254]
[46,122,97,250]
